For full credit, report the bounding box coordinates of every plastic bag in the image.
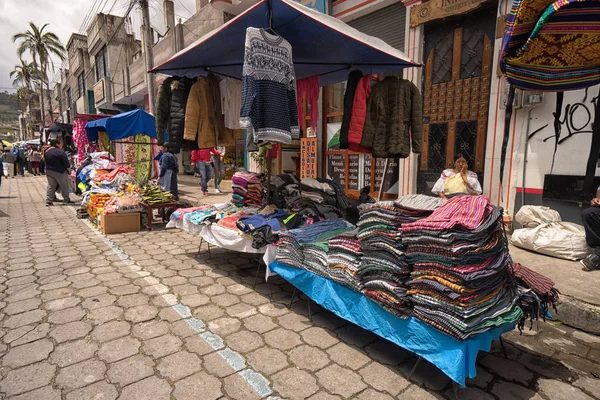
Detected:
[515,206,561,228]
[511,222,589,261]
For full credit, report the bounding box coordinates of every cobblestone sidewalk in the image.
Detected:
[0,176,599,399]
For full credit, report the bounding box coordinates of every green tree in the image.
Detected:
[12,22,66,125]
[10,60,41,139]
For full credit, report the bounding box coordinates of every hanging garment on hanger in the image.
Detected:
[347,75,372,153]
[169,77,194,153]
[296,76,320,133]
[340,70,364,150]
[184,76,220,149]
[155,76,175,144]
[240,27,299,145]
[220,78,243,130]
[361,77,423,159]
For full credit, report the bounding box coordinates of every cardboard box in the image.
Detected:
[100,212,141,234]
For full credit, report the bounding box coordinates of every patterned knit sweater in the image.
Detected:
[240,27,299,145]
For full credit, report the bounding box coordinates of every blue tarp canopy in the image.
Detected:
[151,0,418,85]
[85,109,157,142]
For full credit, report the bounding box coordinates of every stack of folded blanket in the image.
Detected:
[356,201,412,318]
[299,178,350,215]
[276,219,355,276]
[402,195,523,340]
[326,235,363,292]
[232,172,263,206]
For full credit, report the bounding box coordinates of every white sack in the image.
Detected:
[515,206,561,228]
[511,222,589,261]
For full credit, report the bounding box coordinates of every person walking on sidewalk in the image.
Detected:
[2,148,16,179]
[44,139,72,206]
[197,147,220,196]
[212,145,226,193]
[30,146,42,176]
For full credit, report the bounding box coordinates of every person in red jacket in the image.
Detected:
[347,75,373,153]
[195,147,220,196]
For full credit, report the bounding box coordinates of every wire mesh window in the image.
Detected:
[460,27,485,80]
[432,33,454,85]
[427,123,448,170]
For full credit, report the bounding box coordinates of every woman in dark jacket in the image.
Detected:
[158,143,179,200]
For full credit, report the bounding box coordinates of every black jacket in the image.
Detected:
[339,70,364,150]
[155,77,175,145]
[44,147,70,174]
[168,77,194,153]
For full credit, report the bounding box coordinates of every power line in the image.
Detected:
[79,0,103,34]
[176,0,193,16]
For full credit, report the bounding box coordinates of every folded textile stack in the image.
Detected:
[356,201,412,318]
[394,194,446,223]
[326,236,363,292]
[299,178,350,215]
[232,172,263,206]
[513,263,559,332]
[276,219,355,275]
[402,195,523,340]
[184,206,217,225]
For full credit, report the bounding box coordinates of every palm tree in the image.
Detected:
[10,60,41,138]
[12,22,66,124]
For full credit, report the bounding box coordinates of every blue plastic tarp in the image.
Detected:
[269,261,516,387]
[85,109,157,142]
[152,0,418,85]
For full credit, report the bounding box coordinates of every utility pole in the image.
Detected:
[140,0,156,114]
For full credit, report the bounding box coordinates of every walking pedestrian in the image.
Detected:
[196,147,220,196]
[2,148,16,178]
[212,145,226,193]
[17,145,26,176]
[158,143,179,200]
[30,146,42,176]
[44,139,72,206]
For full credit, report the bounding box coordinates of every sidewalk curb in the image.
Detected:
[556,295,600,335]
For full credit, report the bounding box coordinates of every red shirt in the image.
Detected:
[192,148,220,163]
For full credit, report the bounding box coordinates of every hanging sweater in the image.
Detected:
[240,27,299,145]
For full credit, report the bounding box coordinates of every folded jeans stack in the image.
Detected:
[402,195,523,340]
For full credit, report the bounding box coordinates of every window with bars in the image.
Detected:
[77,72,86,99]
[95,47,107,82]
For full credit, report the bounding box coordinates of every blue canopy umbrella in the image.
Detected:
[85,109,157,142]
[151,0,418,84]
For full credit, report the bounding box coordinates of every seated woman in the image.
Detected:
[431,155,482,199]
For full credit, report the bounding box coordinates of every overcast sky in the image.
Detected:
[0,0,197,93]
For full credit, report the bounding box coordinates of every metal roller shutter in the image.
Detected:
[347,3,406,51]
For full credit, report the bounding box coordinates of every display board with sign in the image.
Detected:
[301,138,318,179]
[410,0,490,27]
[348,154,360,191]
[326,153,346,187]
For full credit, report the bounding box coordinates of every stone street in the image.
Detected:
[0,175,599,400]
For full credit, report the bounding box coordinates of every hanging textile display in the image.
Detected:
[296,75,320,133]
[240,27,300,150]
[72,119,90,165]
[220,78,243,130]
[135,134,152,184]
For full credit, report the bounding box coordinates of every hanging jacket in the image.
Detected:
[155,77,175,145]
[183,76,220,149]
[347,76,372,153]
[361,77,423,159]
[169,77,194,153]
[339,70,363,150]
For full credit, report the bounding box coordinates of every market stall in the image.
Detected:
[149,0,542,388]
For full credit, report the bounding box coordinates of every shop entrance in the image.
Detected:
[417,7,496,194]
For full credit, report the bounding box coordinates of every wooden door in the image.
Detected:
[417,7,496,194]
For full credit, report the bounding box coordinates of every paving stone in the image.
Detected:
[212,293,241,308]
[490,380,544,400]
[41,287,76,301]
[98,337,141,363]
[227,330,265,353]
[169,319,200,337]
[227,283,254,296]
[49,320,92,343]
[180,293,210,307]
[3,309,46,329]
[479,354,534,386]
[325,342,370,370]
[359,362,410,396]
[301,327,339,349]
[223,372,263,400]
[87,305,123,325]
[157,351,203,381]
[226,302,258,318]
[56,359,106,390]
[82,294,117,310]
[184,335,217,357]
[289,344,331,371]
[202,284,227,296]
[203,351,240,378]
[1,362,56,396]
[124,305,159,323]
[355,388,395,400]
[107,354,155,387]
[5,286,40,302]
[537,378,594,400]
[92,320,131,342]
[109,284,140,296]
[365,340,413,366]
[247,346,290,375]
[316,364,367,398]
[398,358,451,391]
[48,306,86,324]
[573,375,600,399]
[399,385,445,399]
[466,368,494,389]
[143,334,183,358]
[241,292,271,306]
[277,312,311,332]
[3,298,42,315]
[308,392,343,400]
[4,323,50,346]
[173,372,223,400]
[445,387,495,400]
[51,339,98,367]
[335,324,377,348]
[132,320,170,340]
[243,314,278,334]
[65,381,118,400]
[273,367,319,399]
[194,304,225,321]
[158,307,185,322]
[2,339,54,368]
[12,385,61,400]
[117,293,149,308]
[265,328,303,350]
[208,317,242,337]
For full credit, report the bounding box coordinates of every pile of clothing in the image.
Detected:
[232,172,263,207]
[402,195,523,340]
[513,263,559,333]
[299,178,350,215]
[326,235,363,292]
[356,201,411,318]
[269,174,301,209]
[237,206,302,249]
[276,219,355,275]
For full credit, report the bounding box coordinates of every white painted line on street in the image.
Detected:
[76,214,276,398]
